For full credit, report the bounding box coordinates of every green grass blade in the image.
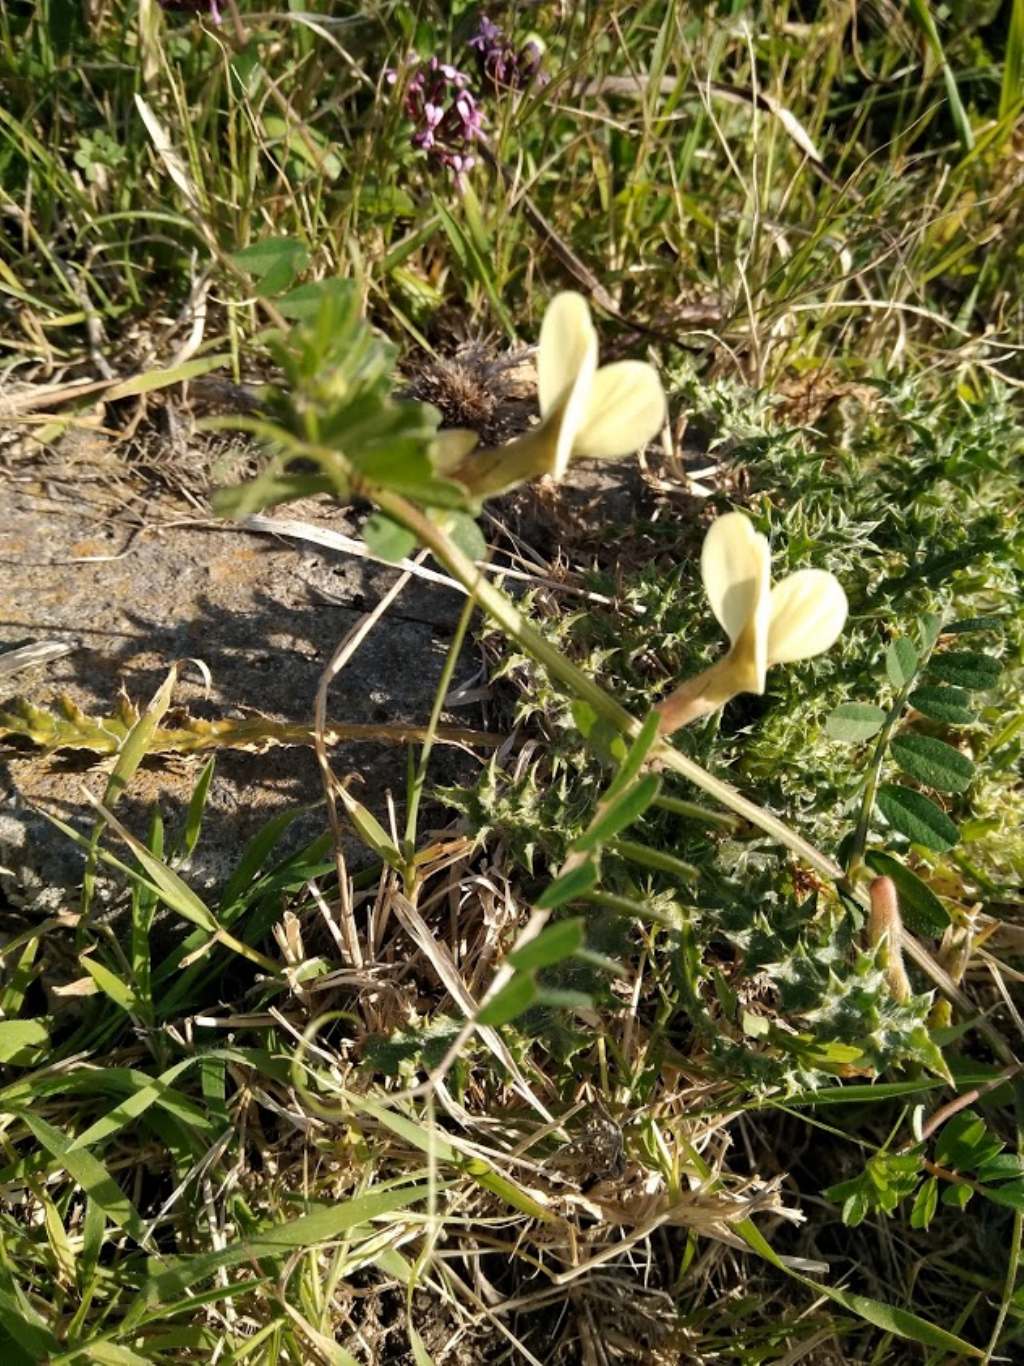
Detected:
[176,757,216,860]
[1001,0,1024,120]
[68,1059,203,1151]
[0,938,38,1017]
[351,1093,554,1222]
[104,354,228,401]
[738,1215,982,1355]
[78,957,138,1014]
[48,802,217,934]
[0,1283,62,1360]
[130,805,163,1024]
[219,805,319,911]
[135,1183,434,1305]
[905,0,974,153]
[18,1113,149,1248]
[0,1065,213,1133]
[80,666,178,926]
[432,196,516,338]
[0,1019,50,1066]
[59,1340,151,1365]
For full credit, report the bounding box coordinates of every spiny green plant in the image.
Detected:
[0,692,497,755]
[201,284,1009,1350]
[6,277,997,1357]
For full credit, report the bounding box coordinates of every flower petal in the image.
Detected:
[723,612,769,694]
[572,361,666,459]
[547,331,597,480]
[701,512,771,647]
[537,292,597,419]
[767,569,848,664]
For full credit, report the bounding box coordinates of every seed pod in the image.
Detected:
[868,876,912,1003]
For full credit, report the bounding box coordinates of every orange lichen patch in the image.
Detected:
[207,547,264,584]
[774,372,882,427]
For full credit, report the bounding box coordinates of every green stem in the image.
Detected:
[215,928,282,977]
[847,678,914,880]
[372,487,844,884]
[578,889,680,928]
[404,589,479,872]
[610,837,700,883]
[653,793,743,832]
[373,490,634,723]
[984,1084,1024,1363]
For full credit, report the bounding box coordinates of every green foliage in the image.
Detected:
[479,722,664,1027]
[885,637,920,689]
[890,732,974,793]
[876,784,960,852]
[454,373,1022,1099]
[909,685,976,724]
[363,512,417,563]
[827,613,1003,865]
[3,0,1023,380]
[228,236,309,297]
[929,651,1002,689]
[828,1109,1024,1232]
[211,278,465,520]
[72,128,127,184]
[825,703,886,742]
[827,1149,924,1227]
[0,1019,51,1067]
[1003,0,1024,120]
[361,1016,467,1081]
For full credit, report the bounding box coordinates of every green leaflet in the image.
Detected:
[825,703,887,742]
[876,785,958,852]
[889,732,974,794]
[885,638,919,688]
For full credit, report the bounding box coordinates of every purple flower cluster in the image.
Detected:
[468,16,543,93]
[388,57,485,183]
[388,19,545,184]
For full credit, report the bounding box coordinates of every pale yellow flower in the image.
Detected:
[537,292,666,479]
[444,291,666,497]
[658,511,848,732]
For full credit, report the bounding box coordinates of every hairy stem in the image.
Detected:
[654,656,738,732]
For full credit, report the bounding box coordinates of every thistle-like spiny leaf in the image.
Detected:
[0,695,499,756]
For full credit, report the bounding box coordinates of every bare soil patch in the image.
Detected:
[0,431,473,908]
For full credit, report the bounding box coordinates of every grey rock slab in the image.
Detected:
[0,478,479,908]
